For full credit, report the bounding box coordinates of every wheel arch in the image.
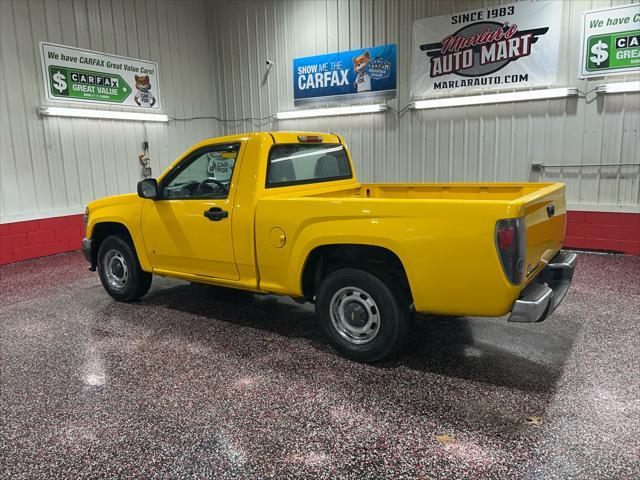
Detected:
[89,222,136,269]
[300,244,413,302]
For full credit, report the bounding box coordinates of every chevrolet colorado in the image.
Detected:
[83,131,576,362]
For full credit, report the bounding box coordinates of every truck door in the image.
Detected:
[140,142,243,280]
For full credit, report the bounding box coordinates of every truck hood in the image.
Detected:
[88,193,141,211]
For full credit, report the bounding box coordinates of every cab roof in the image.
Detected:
[194,131,343,148]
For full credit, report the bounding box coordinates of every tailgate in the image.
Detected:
[521,183,567,283]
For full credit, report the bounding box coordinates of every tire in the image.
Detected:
[316,268,410,363]
[97,235,152,302]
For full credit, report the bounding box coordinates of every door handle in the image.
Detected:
[204,207,228,221]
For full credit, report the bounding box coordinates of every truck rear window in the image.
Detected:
[266,144,352,188]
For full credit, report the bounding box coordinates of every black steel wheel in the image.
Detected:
[316,268,410,362]
[97,235,151,302]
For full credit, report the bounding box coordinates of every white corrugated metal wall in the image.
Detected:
[0,0,223,222]
[211,0,640,211]
[1,0,639,224]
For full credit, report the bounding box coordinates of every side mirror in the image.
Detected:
[137,178,158,199]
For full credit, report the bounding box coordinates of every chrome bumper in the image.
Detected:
[508,250,577,323]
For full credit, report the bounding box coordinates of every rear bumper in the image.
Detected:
[508,250,577,323]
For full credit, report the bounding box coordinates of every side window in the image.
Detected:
[162,143,239,199]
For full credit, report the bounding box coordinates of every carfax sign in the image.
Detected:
[293,44,397,104]
[40,42,161,109]
[580,3,640,78]
[411,1,562,96]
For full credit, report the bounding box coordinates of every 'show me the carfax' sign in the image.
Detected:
[580,3,640,78]
[293,44,397,105]
[411,1,562,97]
[40,42,161,109]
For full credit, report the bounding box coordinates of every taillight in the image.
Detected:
[498,226,514,250]
[495,218,526,284]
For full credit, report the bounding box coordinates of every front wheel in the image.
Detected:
[316,268,410,362]
[97,235,152,302]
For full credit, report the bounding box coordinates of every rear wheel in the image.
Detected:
[97,235,152,302]
[316,268,410,362]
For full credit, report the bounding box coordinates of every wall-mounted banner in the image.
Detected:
[411,1,562,97]
[293,44,397,105]
[579,3,640,78]
[40,42,161,109]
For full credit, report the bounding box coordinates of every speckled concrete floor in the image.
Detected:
[1,252,638,479]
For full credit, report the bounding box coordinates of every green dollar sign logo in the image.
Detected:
[590,40,609,66]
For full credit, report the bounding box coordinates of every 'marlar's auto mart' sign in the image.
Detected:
[411,1,563,97]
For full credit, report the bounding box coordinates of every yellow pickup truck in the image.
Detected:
[83,131,576,362]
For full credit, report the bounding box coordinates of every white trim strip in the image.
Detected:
[1,210,83,224]
[276,104,388,119]
[38,106,169,122]
[595,81,640,94]
[567,203,640,214]
[411,88,579,110]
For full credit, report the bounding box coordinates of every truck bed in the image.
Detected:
[256,181,566,317]
[299,181,566,284]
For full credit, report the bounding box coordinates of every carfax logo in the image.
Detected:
[419,22,550,78]
[367,57,392,79]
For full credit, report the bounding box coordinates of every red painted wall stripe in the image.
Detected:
[0,214,84,265]
[564,211,640,255]
[0,210,638,266]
